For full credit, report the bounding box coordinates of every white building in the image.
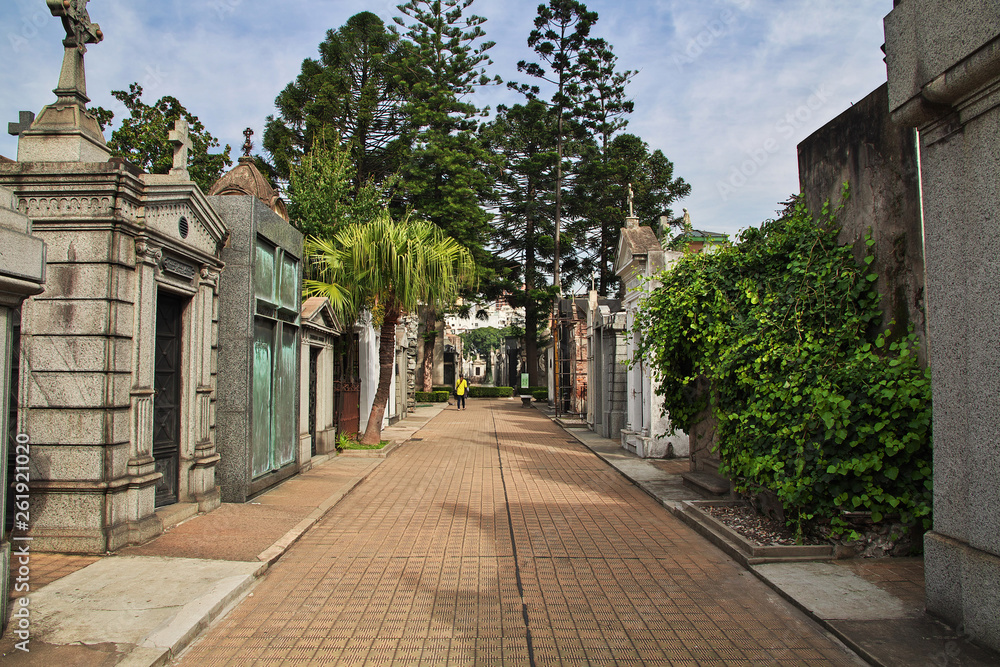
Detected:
[613,216,689,458]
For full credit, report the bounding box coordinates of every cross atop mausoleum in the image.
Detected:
[242,128,254,157]
[8,112,35,137]
[169,118,192,179]
[49,0,103,52]
[48,0,103,107]
[14,0,109,162]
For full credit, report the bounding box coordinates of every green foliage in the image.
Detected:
[460,325,522,360]
[393,0,502,295]
[416,391,449,402]
[263,12,407,184]
[305,212,476,325]
[287,137,397,240]
[634,197,932,535]
[531,389,549,401]
[337,431,390,450]
[92,83,232,192]
[468,386,514,398]
[516,385,547,396]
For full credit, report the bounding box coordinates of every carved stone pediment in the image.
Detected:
[142,175,228,260]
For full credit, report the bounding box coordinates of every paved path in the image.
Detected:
[177,399,861,666]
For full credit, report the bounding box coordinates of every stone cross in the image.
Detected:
[242,128,254,157]
[48,0,103,52]
[8,111,35,137]
[168,118,192,179]
[47,0,103,108]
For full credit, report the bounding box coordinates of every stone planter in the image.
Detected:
[678,500,834,567]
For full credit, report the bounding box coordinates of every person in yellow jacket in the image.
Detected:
[455,375,469,410]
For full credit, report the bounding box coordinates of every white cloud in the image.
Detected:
[0,0,894,238]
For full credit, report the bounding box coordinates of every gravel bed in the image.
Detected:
[704,503,825,546]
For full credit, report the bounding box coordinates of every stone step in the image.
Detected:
[681,471,730,496]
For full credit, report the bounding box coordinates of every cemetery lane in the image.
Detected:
[177,398,862,665]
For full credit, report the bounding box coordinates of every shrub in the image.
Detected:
[634,196,932,538]
[532,389,548,402]
[516,385,547,396]
[432,386,451,393]
[468,386,514,398]
[416,391,449,402]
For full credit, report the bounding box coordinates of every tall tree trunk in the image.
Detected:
[525,181,539,386]
[360,306,400,445]
[421,307,436,391]
[525,307,539,387]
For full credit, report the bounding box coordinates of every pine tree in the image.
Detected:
[569,134,691,295]
[510,0,598,293]
[393,0,502,390]
[483,101,560,385]
[263,12,407,187]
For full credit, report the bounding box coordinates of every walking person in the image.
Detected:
[455,374,469,410]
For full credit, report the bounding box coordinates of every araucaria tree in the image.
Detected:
[306,214,475,444]
[393,0,501,389]
[483,100,559,385]
[511,0,598,292]
[263,11,407,186]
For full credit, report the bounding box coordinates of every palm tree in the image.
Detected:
[306,212,475,444]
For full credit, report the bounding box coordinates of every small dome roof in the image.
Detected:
[208,156,289,221]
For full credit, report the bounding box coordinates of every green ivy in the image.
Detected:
[633,197,932,535]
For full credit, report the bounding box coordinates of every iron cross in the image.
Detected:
[47,0,103,52]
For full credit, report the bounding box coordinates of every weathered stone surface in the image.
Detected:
[798,83,925,356]
[210,191,303,503]
[885,1,1000,651]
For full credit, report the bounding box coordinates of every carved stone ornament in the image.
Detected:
[135,239,163,264]
[200,265,221,288]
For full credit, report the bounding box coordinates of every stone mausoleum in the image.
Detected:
[884,2,1000,652]
[208,153,304,503]
[0,2,226,551]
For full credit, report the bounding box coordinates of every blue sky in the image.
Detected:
[0,0,893,239]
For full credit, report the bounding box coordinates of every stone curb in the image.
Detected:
[255,473,373,566]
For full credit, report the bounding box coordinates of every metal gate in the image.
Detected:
[153,293,184,507]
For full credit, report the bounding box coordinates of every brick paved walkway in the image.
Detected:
[177,399,860,666]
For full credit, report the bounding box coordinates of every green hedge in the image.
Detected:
[532,389,548,402]
[468,386,513,398]
[516,385,547,396]
[432,386,451,393]
[416,391,449,403]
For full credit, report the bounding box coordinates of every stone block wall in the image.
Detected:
[884,0,1000,651]
[798,83,925,357]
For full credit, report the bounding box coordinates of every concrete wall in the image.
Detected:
[798,83,925,355]
[884,1,1000,651]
